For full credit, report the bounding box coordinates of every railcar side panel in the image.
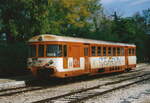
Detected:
[128,56,136,65]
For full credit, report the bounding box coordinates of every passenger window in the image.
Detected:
[121,48,124,56]
[117,48,120,56]
[113,47,116,56]
[132,48,134,56]
[97,47,101,56]
[92,46,96,56]
[38,45,44,57]
[63,45,67,57]
[103,47,106,56]
[128,48,131,56]
[108,47,112,56]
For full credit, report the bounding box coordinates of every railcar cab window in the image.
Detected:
[91,46,96,56]
[28,45,36,57]
[46,45,62,57]
[38,45,44,57]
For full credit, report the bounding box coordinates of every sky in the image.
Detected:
[101,0,150,17]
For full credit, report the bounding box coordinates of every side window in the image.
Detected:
[113,47,116,56]
[63,45,67,57]
[97,47,101,56]
[91,46,96,56]
[128,48,131,56]
[117,48,120,56]
[108,47,112,56]
[132,48,134,56]
[38,45,44,57]
[103,47,106,56]
[121,48,124,56]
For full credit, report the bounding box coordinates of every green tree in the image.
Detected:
[0,0,103,41]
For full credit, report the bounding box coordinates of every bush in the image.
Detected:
[0,43,29,76]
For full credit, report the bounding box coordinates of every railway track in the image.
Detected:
[0,65,147,97]
[33,72,150,103]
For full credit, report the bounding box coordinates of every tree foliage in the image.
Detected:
[0,0,102,40]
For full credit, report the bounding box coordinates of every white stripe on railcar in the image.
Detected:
[90,56,125,69]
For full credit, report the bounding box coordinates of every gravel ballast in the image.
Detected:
[0,64,149,103]
[85,79,150,103]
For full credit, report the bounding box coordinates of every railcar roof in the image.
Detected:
[28,34,136,47]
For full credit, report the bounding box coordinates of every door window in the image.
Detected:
[84,48,88,56]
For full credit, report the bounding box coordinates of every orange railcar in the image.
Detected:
[27,34,136,78]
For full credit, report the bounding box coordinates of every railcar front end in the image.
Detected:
[27,43,65,78]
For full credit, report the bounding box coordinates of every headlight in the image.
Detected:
[48,60,54,64]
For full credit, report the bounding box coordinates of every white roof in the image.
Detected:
[28,34,136,47]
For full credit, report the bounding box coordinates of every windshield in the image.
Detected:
[28,45,36,57]
[47,45,62,57]
[28,44,63,57]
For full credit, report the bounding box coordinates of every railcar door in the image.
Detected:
[72,46,80,68]
[84,45,90,73]
[125,47,129,67]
